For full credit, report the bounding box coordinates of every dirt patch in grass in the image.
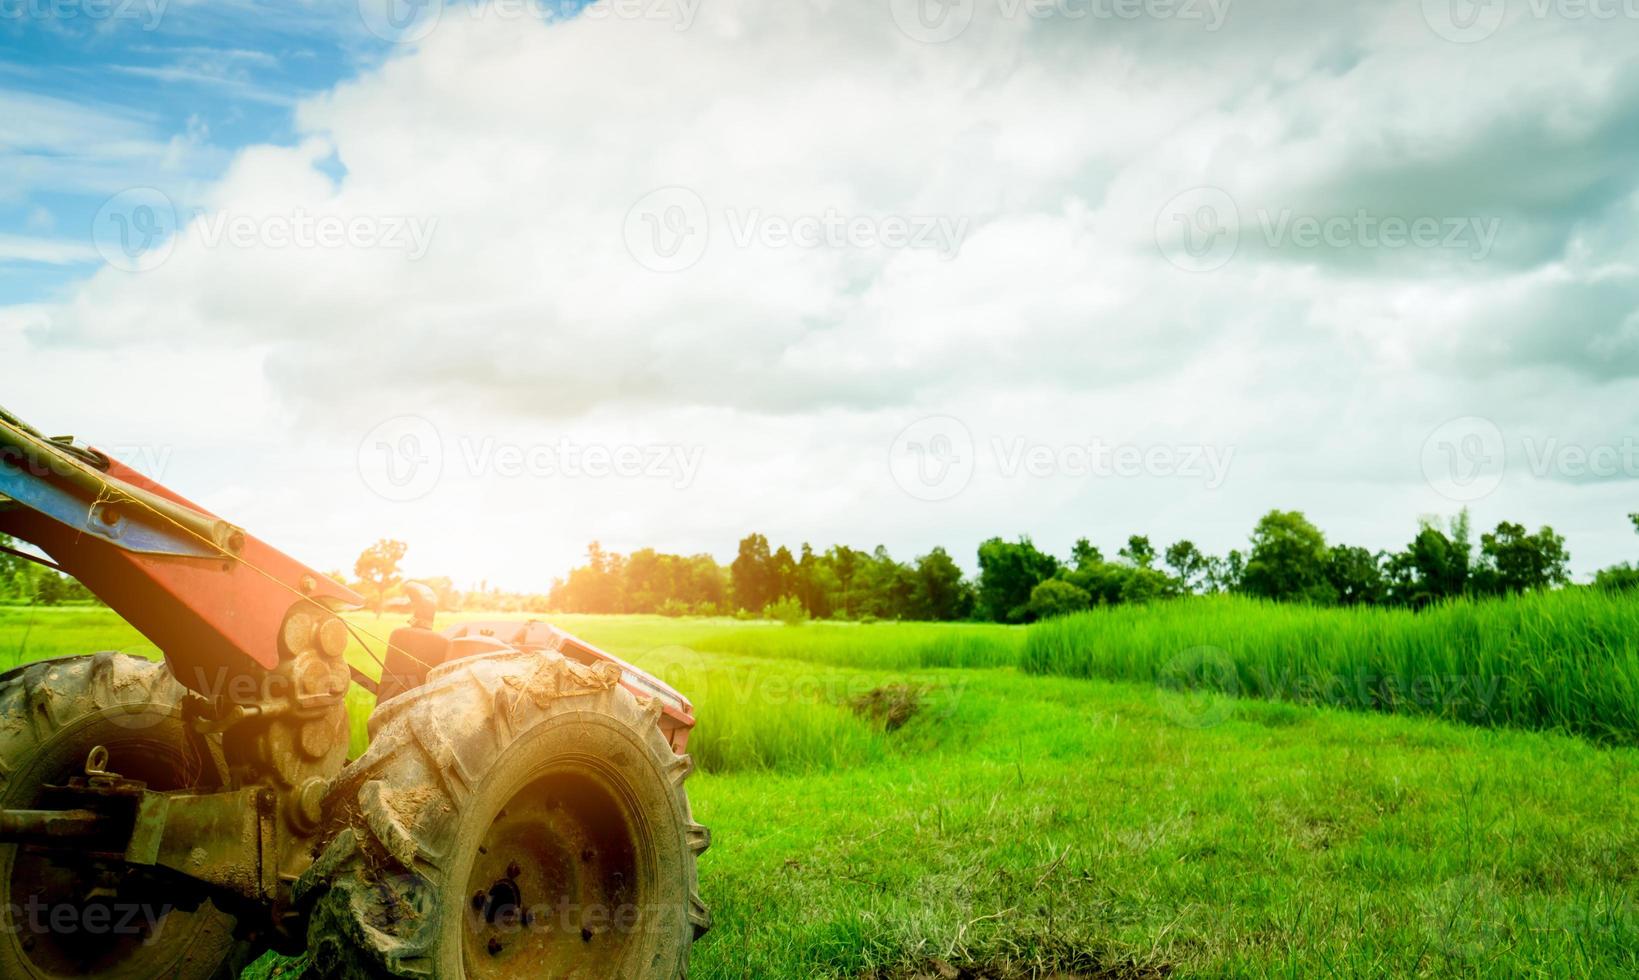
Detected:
[850,684,927,731]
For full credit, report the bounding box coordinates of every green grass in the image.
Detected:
[548,614,1025,671]
[328,614,1017,766]
[5,604,1637,977]
[331,614,1017,770]
[0,604,153,670]
[1023,591,1639,745]
[567,618,1012,774]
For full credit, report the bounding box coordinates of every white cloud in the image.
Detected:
[8,0,1639,586]
[0,235,98,264]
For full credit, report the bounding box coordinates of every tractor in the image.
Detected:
[0,406,710,978]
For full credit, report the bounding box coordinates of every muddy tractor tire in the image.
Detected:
[298,650,710,979]
[0,653,243,980]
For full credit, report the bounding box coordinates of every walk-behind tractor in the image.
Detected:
[0,407,709,978]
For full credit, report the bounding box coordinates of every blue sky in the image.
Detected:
[0,1,589,304]
[1,3,371,303]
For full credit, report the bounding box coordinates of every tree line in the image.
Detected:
[546,509,1637,623]
[6,510,1635,620]
[547,537,973,621]
[0,536,97,606]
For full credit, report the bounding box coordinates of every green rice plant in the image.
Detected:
[682,678,891,774]
[0,604,153,671]
[1021,589,1639,743]
[628,645,915,774]
[666,620,1022,671]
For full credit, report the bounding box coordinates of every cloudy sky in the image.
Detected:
[3,0,1638,589]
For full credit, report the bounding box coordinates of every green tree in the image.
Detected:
[731,533,773,613]
[354,539,408,614]
[548,542,626,613]
[1593,514,1639,592]
[828,545,862,618]
[621,548,668,613]
[912,547,972,621]
[1119,535,1156,568]
[0,533,19,589]
[1595,565,1639,592]
[762,594,808,625]
[1450,508,1474,570]
[794,543,830,619]
[770,545,798,603]
[976,537,1060,623]
[1381,548,1418,605]
[0,534,18,601]
[853,546,916,620]
[34,572,64,606]
[1325,545,1385,606]
[1204,550,1244,594]
[1473,522,1569,594]
[1406,521,1469,603]
[59,576,95,604]
[1164,540,1209,593]
[1070,537,1104,571]
[1119,566,1177,604]
[1240,510,1333,603]
[683,553,729,613]
[1026,579,1090,620]
[586,542,625,611]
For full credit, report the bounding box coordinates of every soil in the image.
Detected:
[849,684,927,731]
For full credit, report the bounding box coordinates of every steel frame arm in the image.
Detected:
[0,407,361,693]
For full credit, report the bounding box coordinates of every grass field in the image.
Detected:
[1022,591,1639,744]
[2,603,1637,977]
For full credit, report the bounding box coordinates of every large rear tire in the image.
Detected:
[299,650,710,979]
[0,653,243,980]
